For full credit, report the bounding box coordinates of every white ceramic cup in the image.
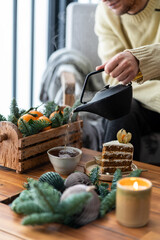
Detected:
[47,146,82,175]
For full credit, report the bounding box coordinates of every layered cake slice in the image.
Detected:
[100,129,134,174]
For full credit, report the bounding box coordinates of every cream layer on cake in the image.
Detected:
[100,140,133,174]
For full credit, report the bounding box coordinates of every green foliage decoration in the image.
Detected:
[22,212,63,226]
[42,101,58,118]
[18,118,51,137]
[50,111,64,128]
[63,106,72,124]
[98,183,110,198]
[111,169,122,190]
[0,114,7,121]
[11,167,143,227]
[89,166,110,198]
[89,166,100,187]
[99,189,117,218]
[99,168,143,218]
[11,179,92,226]
[0,99,80,138]
[7,98,25,125]
[23,178,37,190]
[128,169,142,177]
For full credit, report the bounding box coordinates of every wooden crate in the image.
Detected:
[0,120,83,173]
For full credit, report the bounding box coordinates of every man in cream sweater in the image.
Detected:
[95,0,160,161]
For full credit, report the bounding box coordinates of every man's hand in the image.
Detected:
[96,51,139,84]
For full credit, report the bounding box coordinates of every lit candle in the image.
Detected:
[116,177,152,228]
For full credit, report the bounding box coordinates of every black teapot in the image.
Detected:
[73,69,132,120]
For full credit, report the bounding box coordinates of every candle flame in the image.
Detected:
[133,181,139,190]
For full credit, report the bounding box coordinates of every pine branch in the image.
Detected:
[13,201,43,215]
[11,190,34,213]
[99,189,116,218]
[18,119,33,136]
[42,101,58,118]
[18,119,51,137]
[23,178,38,190]
[9,98,20,118]
[12,181,61,218]
[22,212,63,225]
[128,169,142,177]
[50,112,63,128]
[89,166,100,187]
[30,182,61,213]
[98,183,109,198]
[63,106,72,124]
[111,169,122,190]
[0,114,7,121]
[7,98,22,125]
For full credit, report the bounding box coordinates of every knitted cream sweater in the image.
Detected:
[95,0,160,113]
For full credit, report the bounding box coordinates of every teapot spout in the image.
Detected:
[73,105,86,113]
[73,102,103,116]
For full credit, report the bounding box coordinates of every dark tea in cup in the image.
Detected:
[49,148,79,158]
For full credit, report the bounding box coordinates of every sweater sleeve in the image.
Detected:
[126,44,160,82]
[94,4,127,85]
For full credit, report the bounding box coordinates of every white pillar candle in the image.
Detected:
[116,177,152,227]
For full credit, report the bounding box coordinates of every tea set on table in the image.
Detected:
[47,68,132,176]
[47,69,152,228]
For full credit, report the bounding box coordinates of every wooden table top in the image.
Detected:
[0,148,160,240]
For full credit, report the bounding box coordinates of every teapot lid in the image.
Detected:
[90,84,132,103]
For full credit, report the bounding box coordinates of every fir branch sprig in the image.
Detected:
[89,166,109,198]
[0,114,7,121]
[98,183,110,198]
[111,169,122,190]
[22,212,63,226]
[23,178,37,190]
[128,169,142,177]
[50,112,63,128]
[30,181,61,213]
[63,106,72,124]
[7,98,25,125]
[12,180,92,226]
[42,101,58,118]
[11,168,143,227]
[89,166,100,187]
[99,189,116,218]
[18,119,51,137]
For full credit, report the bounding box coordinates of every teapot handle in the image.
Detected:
[80,68,104,104]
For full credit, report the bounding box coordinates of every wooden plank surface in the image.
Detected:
[18,120,83,148]
[0,230,23,240]
[0,148,160,240]
[19,131,82,160]
[0,148,160,201]
[0,203,145,240]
